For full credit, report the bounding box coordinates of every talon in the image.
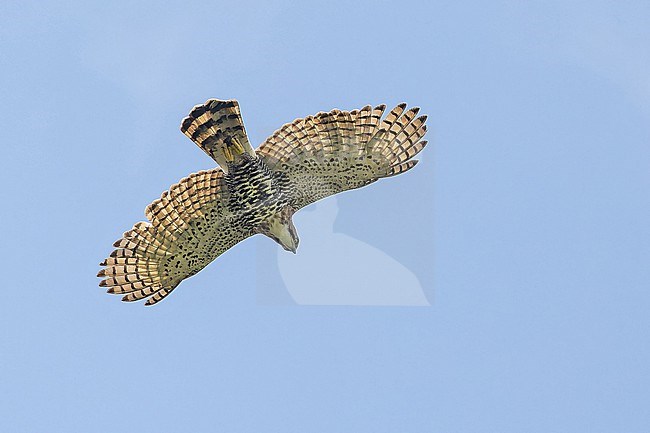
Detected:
[231,137,245,155]
[223,146,234,162]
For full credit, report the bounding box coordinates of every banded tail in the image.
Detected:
[180,99,256,172]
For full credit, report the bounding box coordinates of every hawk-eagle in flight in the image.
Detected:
[98,100,428,305]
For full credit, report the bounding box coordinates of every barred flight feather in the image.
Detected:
[257,102,428,210]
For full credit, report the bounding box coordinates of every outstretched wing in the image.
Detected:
[256,103,427,210]
[98,169,253,306]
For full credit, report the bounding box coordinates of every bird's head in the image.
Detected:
[259,206,299,253]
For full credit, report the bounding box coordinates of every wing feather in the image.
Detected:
[98,169,253,306]
[257,103,428,209]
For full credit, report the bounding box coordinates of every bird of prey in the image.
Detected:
[98,99,428,305]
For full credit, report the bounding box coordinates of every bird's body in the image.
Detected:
[224,154,288,228]
[99,99,428,305]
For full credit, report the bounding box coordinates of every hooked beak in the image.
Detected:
[264,206,299,254]
[280,233,298,254]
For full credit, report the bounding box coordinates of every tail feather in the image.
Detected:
[180,99,255,171]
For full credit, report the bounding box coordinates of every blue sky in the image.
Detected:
[1,1,649,432]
